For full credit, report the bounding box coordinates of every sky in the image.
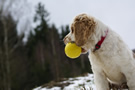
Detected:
[27,0,135,49]
[1,0,135,49]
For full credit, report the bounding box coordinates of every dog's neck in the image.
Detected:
[89,18,109,52]
[93,29,108,52]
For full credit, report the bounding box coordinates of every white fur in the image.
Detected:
[64,14,135,90]
[89,17,135,90]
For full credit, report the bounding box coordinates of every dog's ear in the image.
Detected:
[72,14,96,46]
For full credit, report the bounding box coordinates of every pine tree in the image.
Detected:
[26,3,53,87]
[25,3,92,89]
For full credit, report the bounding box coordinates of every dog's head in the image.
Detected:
[63,13,96,53]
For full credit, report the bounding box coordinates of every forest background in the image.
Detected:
[0,1,92,90]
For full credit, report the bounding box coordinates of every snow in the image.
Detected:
[33,73,96,90]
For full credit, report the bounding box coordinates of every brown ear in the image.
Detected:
[72,14,96,46]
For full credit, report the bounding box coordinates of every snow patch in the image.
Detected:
[33,73,96,90]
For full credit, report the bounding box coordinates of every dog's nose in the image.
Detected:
[63,37,73,45]
[63,37,68,44]
[63,37,66,42]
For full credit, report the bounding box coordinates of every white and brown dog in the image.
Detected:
[63,13,135,90]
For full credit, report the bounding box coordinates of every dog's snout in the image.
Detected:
[63,36,72,45]
[63,37,68,45]
[63,37,67,43]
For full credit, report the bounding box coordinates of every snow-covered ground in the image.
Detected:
[33,73,96,90]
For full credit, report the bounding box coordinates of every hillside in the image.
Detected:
[33,73,96,90]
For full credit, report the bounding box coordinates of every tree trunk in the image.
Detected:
[2,18,11,90]
[51,30,59,81]
[0,48,6,90]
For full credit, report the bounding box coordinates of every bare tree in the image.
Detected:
[0,15,11,90]
[0,1,24,89]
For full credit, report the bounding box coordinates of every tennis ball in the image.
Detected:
[65,43,81,59]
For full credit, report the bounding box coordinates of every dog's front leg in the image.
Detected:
[94,71,109,90]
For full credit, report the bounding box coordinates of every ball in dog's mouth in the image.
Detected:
[65,43,81,58]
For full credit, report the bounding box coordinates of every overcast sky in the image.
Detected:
[3,0,134,49]
[27,0,135,49]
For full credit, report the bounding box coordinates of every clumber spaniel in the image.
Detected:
[63,13,135,90]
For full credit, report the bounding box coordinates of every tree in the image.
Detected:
[133,49,135,53]
[0,1,92,90]
[0,14,14,90]
[26,3,53,87]
[0,13,25,90]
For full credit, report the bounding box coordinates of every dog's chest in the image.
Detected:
[89,53,126,84]
[102,61,126,84]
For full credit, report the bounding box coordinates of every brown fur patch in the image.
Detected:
[71,14,96,46]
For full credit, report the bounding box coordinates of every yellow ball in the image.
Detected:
[65,43,81,59]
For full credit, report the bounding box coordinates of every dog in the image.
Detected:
[63,13,135,90]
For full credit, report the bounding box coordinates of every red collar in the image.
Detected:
[93,29,108,52]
